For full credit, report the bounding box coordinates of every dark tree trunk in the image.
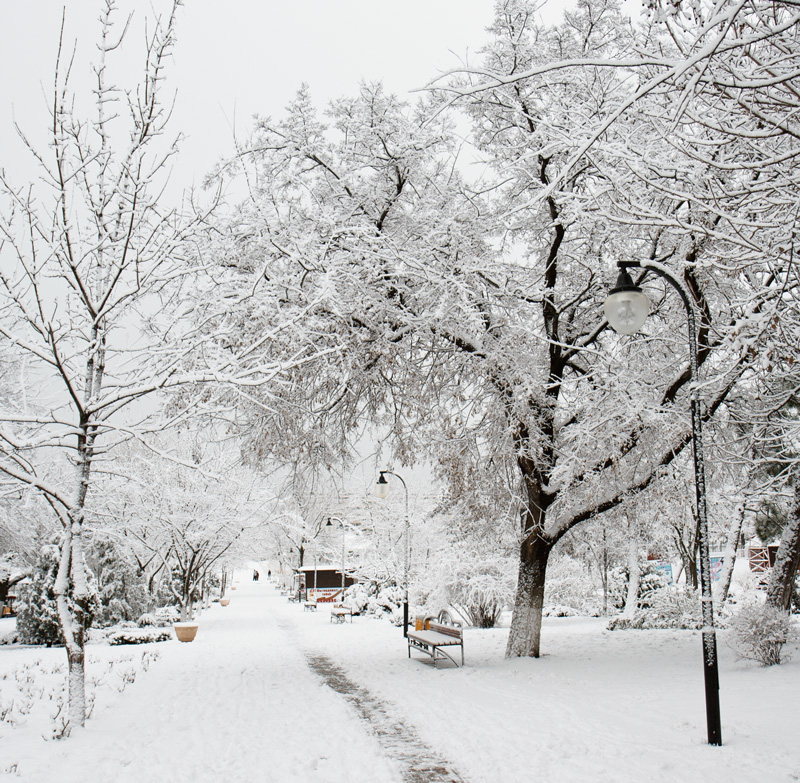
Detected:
[0,573,26,605]
[766,486,800,611]
[505,535,554,658]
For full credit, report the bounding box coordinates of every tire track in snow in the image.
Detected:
[304,651,465,783]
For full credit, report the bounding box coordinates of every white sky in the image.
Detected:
[0,1,509,198]
[0,1,648,203]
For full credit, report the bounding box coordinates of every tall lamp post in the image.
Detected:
[604,259,722,747]
[375,470,410,637]
[326,517,346,600]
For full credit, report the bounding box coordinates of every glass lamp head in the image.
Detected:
[604,265,649,335]
[375,472,390,499]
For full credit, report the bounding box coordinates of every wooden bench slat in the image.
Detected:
[407,621,464,667]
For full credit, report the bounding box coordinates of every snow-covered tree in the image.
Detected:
[111,438,275,621]
[195,0,799,665]
[16,540,96,646]
[0,1,198,728]
[86,537,150,626]
[426,0,799,658]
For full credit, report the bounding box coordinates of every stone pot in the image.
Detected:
[220,598,230,606]
[174,622,199,643]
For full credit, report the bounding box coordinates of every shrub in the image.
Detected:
[728,602,797,666]
[544,554,601,616]
[607,586,701,631]
[108,628,172,645]
[343,581,404,623]
[415,547,516,629]
[154,606,180,625]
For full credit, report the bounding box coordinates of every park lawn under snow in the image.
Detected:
[0,572,798,783]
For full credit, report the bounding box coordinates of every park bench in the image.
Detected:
[303,601,317,612]
[330,604,353,624]
[406,620,464,668]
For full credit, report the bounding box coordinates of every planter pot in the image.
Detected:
[220,598,230,606]
[174,623,199,643]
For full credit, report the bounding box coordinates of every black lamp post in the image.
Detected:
[326,517,346,599]
[605,259,722,747]
[375,470,410,637]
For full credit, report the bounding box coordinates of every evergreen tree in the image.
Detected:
[16,544,64,646]
[88,539,150,626]
[16,541,97,646]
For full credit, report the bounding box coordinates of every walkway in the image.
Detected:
[12,577,463,783]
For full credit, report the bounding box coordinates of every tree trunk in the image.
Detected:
[0,572,26,605]
[766,486,800,611]
[601,525,609,616]
[66,634,86,732]
[622,534,641,620]
[506,536,553,658]
[715,502,745,606]
[54,518,91,734]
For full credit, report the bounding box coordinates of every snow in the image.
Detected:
[1,572,799,783]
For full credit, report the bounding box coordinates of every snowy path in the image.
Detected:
[10,581,408,783]
[4,575,800,783]
[303,651,462,783]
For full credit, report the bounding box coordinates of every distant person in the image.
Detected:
[253,570,259,581]
[267,570,271,578]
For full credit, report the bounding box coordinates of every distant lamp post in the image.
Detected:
[604,259,722,747]
[326,517,346,599]
[375,470,410,636]
[313,539,318,601]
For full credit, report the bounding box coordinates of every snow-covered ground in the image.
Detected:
[1,572,798,783]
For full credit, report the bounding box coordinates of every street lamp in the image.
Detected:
[326,517,346,599]
[375,470,410,637]
[605,259,722,747]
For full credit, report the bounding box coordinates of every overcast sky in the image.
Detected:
[0,1,651,204]
[0,1,519,198]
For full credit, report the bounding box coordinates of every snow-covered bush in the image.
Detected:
[544,605,580,617]
[0,649,161,743]
[108,628,171,645]
[543,554,600,616]
[344,581,404,624]
[415,545,516,628]
[728,602,797,666]
[154,606,180,625]
[607,585,701,630]
[608,563,672,630]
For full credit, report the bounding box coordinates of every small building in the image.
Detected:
[1,591,17,617]
[748,544,780,574]
[292,565,357,602]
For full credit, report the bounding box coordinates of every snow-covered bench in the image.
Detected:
[406,620,464,667]
[303,601,317,612]
[330,604,353,623]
